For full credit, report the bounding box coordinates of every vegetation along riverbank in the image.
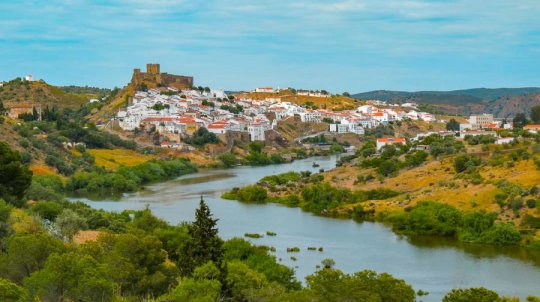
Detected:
[223,129,540,252]
[1,139,540,301]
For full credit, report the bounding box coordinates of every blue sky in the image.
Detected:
[1,0,539,93]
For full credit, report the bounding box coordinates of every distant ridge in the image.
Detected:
[352,87,540,105]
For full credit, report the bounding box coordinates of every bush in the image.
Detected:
[218,152,238,168]
[30,201,63,221]
[443,287,499,302]
[67,159,196,196]
[183,127,219,146]
[454,154,481,173]
[223,185,268,203]
[0,278,27,302]
[480,223,521,245]
[392,202,462,237]
[260,172,301,186]
[404,150,429,167]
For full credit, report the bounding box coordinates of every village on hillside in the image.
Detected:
[104,65,527,151]
[2,64,535,154]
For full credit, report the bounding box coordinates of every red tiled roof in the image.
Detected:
[208,124,226,129]
[377,138,406,143]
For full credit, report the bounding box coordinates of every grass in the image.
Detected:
[328,152,540,227]
[86,148,156,171]
[30,164,57,176]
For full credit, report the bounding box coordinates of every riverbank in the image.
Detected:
[69,155,540,301]
[221,169,540,252]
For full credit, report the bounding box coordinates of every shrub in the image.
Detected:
[183,127,219,146]
[443,287,499,302]
[223,185,268,203]
[480,223,521,245]
[454,154,481,173]
[392,201,462,237]
[218,152,238,168]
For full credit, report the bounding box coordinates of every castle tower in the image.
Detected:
[146,63,160,74]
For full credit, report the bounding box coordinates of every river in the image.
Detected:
[72,155,540,301]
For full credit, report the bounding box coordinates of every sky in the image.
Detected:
[0,0,539,93]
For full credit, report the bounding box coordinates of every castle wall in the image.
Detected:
[131,64,193,89]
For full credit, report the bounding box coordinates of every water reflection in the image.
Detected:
[177,172,236,185]
[407,235,540,266]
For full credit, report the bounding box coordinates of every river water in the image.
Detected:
[72,155,540,301]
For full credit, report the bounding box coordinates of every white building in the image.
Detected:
[496,137,514,145]
[299,110,322,123]
[207,122,229,134]
[255,87,274,93]
[248,123,266,141]
[524,124,540,134]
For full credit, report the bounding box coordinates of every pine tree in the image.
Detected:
[180,196,223,276]
[0,142,32,207]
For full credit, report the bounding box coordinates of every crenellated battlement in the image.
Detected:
[131,63,193,89]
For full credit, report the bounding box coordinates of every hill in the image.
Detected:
[353,88,540,117]
[485,93,540,118]
[0,78,100,110]
[352,87,540,104]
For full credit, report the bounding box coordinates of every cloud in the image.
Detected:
[0,0,539,91]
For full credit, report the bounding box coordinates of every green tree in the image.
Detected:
[443,287,499,302]
[218,152,238,168]
[454,154,480,173]
[222,238,299,290]
[24,252,115,302]
[0,277,27,302]
[394,201,462,237]
[480,223,521,245]
[226,261,268,301]
[180,198,224,276]
[30,201,63,221]
[0,200,12,242]
[169,278,221,302]
[82,232,178,297]
[446,119,460,131]
[0,233,65,283]
[305,268,415,302]
[513,113,527,128]
[0,142,32,206]
[54,209,87,241]
[531,105,540,124]
[184,127,219,146]
[168,261,223,302]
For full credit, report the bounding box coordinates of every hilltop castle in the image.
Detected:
[131,64,193,90]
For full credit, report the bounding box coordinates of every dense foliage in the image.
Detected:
[0,136,539,300]
[389,202,522,245]
[0,142,32,207]
[183,127,219,146]
[224,173,399,217]
[244,142,285,166]
[67,158,197,196]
